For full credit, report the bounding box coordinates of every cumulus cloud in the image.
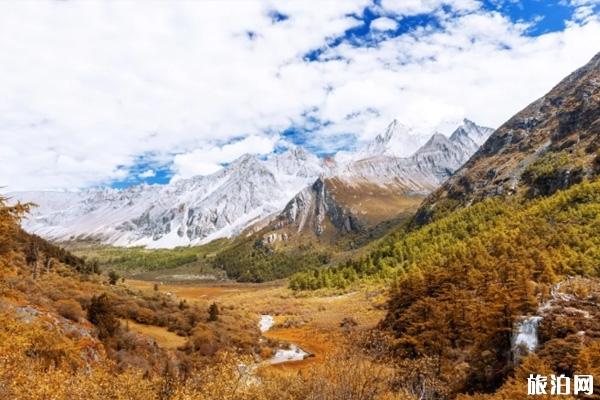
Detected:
[0,0,599,190]
[170,135,277,181]
[379,0,480,15]
[371,17,399,31]
[138,169,156,179]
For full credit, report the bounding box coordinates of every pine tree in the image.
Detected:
[88,293,119,339]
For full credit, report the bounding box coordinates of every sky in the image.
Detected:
[1,0,599,191]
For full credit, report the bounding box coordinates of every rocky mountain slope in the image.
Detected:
[258,120,493,243]
[12,120,492,248]
[14,149,322,248]
[416,52,600,224]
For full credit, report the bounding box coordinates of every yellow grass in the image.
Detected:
[121,319,187,349]
[124,279,385,370]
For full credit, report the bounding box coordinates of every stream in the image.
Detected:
[258,314,310,364]
[511,280,574,361]
[512,315,543,354]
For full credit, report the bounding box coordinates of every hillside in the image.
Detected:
[214,120,493,283]
[289,155,600,397]
[0,193,431,400]
[0,194,264,398]
[416,52,600,224]
[288,52,600,399]
[265,121,493,243]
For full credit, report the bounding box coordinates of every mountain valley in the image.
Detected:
[1,41,600,400]
[12,119,493,251]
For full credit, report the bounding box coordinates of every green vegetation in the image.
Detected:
[288,176,600,397]
[291,177,600,291]
[521,151,584,196]
[213,238,333,282]
[69,239,228,275]
[71,236,335,282]
[522,152,570,182]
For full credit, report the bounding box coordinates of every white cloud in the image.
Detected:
[371,17,399,31]
[171,135,277,181]
[307,10,600,141]
[138,169,156,178]
[0,0,599,190]
[380,0,480,15]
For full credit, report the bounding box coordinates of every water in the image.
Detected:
[511,281,571,361]
[258,314,274,332]
[269,344,310,364]
[512,315,543,357]
[258,314,310,364]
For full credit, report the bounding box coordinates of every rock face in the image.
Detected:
[279,177,362,237]
[416,52,600,224]
[262,120,493,240]
[12,120,493,248]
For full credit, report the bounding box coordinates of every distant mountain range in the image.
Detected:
[12,119,493,248]
[261,119,494,242]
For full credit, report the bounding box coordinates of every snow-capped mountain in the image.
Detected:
[448,118,495,155]
[252,119,495,241]
[336,119,494,191]
[334,120,429,165]
[361,120,429,158]
[13,148,323,248]
[12,119,493,248]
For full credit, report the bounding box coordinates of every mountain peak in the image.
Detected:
[360,120,425,158]
[232,153,256,163]
[462,118,477,128]
[450,119,494,147]
[383,119,401,140]
[417,132,452,153]
[372,119,404,148]
[416,52,600,224]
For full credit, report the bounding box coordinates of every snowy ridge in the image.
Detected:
[336,119,494,191]
[12,119,493,248]
[270,119,494,238]
[14,148,322,248]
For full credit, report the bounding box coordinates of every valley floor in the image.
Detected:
[124,278,386,370]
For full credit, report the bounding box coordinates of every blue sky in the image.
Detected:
[483,0,576,35]
[1,0,599,190]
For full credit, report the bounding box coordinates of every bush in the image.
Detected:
[208,303,219,322]
[56,299,84,322]
[108,270,120,285]
[88,293,120,339]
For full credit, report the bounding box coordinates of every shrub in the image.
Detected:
[56,299,84,322]
[108,270,120,285]
[88,293,119,339]
[208,303,219,322]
